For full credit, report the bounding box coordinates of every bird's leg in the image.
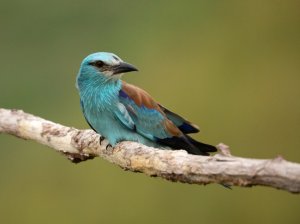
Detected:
[99,136,105,145]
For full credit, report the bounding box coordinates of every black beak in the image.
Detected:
[112,62,138,75]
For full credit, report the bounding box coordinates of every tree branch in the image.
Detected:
[0,108,299,194]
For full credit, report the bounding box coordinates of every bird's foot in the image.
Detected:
[99,136,113,150]
[106,144,113,150]
[99,136,105,145]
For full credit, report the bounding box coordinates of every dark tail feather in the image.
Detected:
[156,135,217,156]
[185,135,217,153]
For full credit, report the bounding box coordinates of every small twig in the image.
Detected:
[217,143,232,156]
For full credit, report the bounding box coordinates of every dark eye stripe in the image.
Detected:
[90,60,105,67]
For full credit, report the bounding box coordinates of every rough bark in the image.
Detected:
[0,108,300,193]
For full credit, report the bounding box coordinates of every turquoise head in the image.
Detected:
[76,52,138,89]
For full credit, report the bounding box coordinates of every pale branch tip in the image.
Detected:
[0,108,300,194]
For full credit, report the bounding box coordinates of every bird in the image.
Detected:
[76,52,217,156]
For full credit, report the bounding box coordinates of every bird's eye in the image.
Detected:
[93,60,104,67]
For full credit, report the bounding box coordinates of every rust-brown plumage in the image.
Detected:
[120,81,216,155]
[121,81,182,137]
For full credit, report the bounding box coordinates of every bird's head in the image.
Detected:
[78,52,138,82]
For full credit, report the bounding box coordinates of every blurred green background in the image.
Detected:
[0,0,299,223]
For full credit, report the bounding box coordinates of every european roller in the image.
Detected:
[76,52,217,155]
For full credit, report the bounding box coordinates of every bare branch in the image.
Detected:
[0,108,300,193]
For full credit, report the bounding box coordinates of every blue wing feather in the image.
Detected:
[118,90,171,140]
[117,84,216,155]
[114,102,136,131]
[158,104,200,134]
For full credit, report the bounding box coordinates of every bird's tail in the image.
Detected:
[185,135,217,155]
[157,135,217,156]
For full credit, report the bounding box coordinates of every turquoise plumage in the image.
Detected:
[76,52,216,155]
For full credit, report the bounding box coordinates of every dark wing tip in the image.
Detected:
[178,123,200,134]
[158,104,200,134]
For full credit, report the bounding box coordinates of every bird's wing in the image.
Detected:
[114,102,136,130]
[158,104,200,134]
[118,81,215,155]
[118,81,182,140]
[81,97,136,133]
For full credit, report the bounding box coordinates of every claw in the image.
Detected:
[106,144,112,150]
[99,136,105,145]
